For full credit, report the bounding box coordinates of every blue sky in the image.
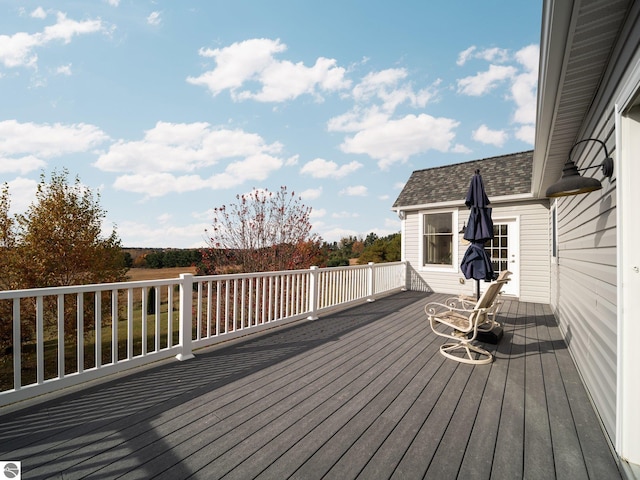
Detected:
[0,1,541,248]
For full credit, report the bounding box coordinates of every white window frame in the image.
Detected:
[418,208,459,273]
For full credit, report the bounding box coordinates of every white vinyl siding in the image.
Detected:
[403,200,550,302]
[517,201,552,303]
[550,121,618,440]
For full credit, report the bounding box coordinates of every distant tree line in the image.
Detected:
[131,234,401,271]
[136,249,203,269]
[132,233,401,271]
[322,232,401,267]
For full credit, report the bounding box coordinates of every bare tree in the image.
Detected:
[201,186,323,273]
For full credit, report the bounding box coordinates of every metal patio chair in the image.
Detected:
[425,280,504,365]
[446,270,512,333]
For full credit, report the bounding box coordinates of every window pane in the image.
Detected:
[424,235,452,264]
[423,212,453,265]
[424,213,452,234]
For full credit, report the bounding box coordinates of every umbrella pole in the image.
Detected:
[477,279,480,301]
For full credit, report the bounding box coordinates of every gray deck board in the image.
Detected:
[0,291,623,479]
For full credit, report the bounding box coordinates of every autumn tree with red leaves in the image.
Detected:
[200,186,324,274]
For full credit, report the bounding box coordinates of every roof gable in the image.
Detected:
[393,150,533,208]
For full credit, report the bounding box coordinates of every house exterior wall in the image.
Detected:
[550,131,618,441]
[403,199,550,303]
[548,3,640,446]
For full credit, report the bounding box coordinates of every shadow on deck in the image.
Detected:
[0,291,622,479]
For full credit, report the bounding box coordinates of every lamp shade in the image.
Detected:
[545,160,603,197]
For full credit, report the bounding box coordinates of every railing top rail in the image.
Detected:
[0,261,407,299]
[0,277,182,299]
[194,267,312,282]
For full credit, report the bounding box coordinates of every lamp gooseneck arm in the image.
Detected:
[569,138,614,178]
[569,138,610,163]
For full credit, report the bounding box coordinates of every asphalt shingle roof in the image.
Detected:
[392,150,533,208]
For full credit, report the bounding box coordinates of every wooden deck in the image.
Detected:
[0,291,623,479]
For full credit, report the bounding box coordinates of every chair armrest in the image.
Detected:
[425,302,482,319]
[445,295,476,310]
[424,302,453,316]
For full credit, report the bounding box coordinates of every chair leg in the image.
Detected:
[439,341,493,365]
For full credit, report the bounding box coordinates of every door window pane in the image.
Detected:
[488,224,509,273]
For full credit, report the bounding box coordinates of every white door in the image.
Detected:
[488,218,519,296]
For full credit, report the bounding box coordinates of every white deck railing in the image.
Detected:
[0,261,406,406]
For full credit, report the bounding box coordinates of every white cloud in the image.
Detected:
[112,156,283,197]
[456,46,510,66]
[0,156,46,174]
[339,113,459,169]
[383,217,401,229]
[316,226,359,243]
[5,176,38,214]
[456,46,476,66]
[351,68,435,113]
[340,185,368,196]
[56,64,72,75]
[285,154,299,166]
[457,64,517,96]
[113,173,206,196]
[515,125,535,144]
[30,7,47,19]
[332,211,359,219]
[116,220,209,248]
[157,213,172,224]
[105,0,121,6]
[98,121,285,196]
[510,44,539,127]
[0,12,104,69]
[42,12,103,44]
[327,68,447,170]
[327,105,391,133]
[452,144,472,154]
[0,120,108,173]
[309,208,326,218]
[147,11,162,26]
[300,187,323,200]
[300,158,362,179]
[186,38,351,102]
[353,68,407,99]
[455,44,538,147]
[96,121,282,173]
[472,124,508,147]
[477,47,510,63]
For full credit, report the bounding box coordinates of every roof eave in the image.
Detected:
[393,192,537,212]
[532,0,576,198]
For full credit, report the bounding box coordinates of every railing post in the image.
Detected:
[307,266,319,320]
[402,260,409,291]
[176,273,195,361]
[367,262,375,302]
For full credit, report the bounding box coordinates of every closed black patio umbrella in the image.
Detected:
[460,169,495,300]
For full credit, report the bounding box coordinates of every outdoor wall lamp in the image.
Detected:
[546,138,614,197]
